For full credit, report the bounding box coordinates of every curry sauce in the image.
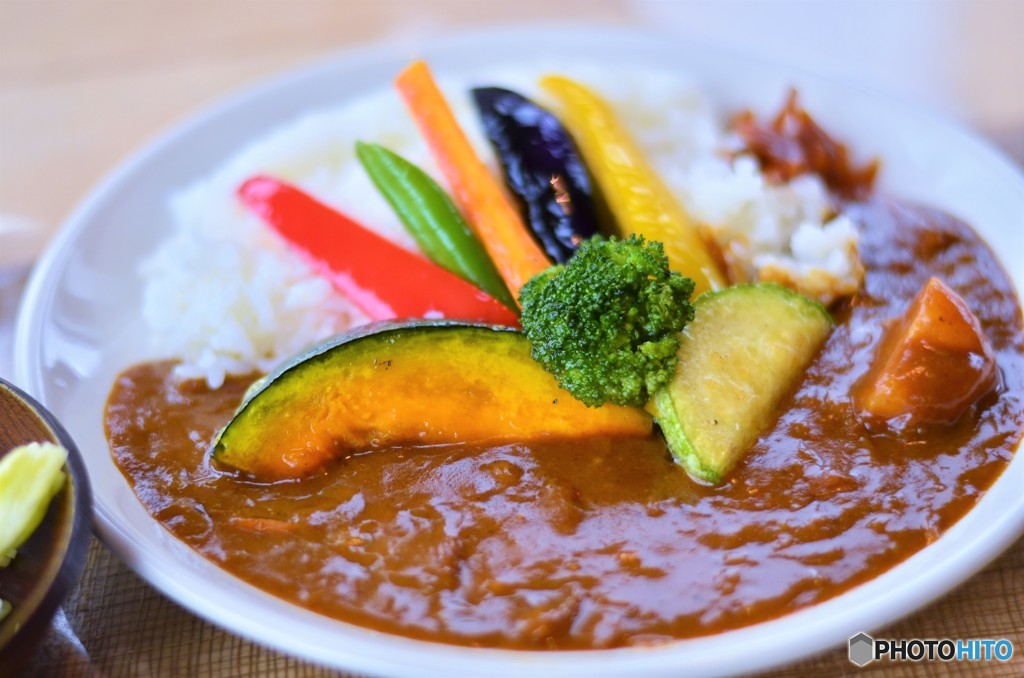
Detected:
[105,200,1024,650]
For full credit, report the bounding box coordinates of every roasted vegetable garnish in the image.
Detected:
[652,284,833,483]
[541,75,726,296]
[853,276,998,430]
[395,61,552,300]
[471,86,599,263]
[212,321,652,479]
[237,176,519,327]
[519,235,695,408]
[355,141,516,309]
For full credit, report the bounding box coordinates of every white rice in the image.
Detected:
[142,65,863,388]
[598,71,863,302]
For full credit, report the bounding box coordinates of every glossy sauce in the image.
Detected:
[105,200,1024,650]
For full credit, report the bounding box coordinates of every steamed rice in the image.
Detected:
[142,66,863,388]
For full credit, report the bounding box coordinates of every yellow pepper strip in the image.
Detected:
[540,75,726,296]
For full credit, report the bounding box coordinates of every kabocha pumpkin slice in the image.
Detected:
[651,284,832,484]
[213,321,653,479]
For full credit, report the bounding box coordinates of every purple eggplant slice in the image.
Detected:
[472,86,600,263]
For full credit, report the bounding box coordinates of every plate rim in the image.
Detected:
[13,23,1024,677]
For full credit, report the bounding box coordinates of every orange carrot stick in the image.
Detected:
[395,61,552,302]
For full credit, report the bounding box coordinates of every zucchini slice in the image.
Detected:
[213,320,652,479]
[652,284,833,484]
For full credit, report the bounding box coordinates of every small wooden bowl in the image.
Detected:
[0,378,92,672]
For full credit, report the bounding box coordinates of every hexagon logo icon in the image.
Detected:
[849,632,875,667]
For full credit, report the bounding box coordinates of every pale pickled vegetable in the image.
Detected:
[0,442,68,564]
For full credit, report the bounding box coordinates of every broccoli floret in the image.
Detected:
[519,235,696,407]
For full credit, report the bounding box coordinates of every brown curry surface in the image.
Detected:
[105,200,1024,650]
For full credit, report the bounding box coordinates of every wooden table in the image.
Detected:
[2,2,1021,676]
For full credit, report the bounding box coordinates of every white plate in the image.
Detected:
[14,26,1024,677]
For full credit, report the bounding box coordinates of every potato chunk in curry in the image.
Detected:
[854,276,998,429]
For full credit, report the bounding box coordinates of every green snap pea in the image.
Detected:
[356,141,517,310]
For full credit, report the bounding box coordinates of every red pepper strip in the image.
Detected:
[238,176,520,327]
